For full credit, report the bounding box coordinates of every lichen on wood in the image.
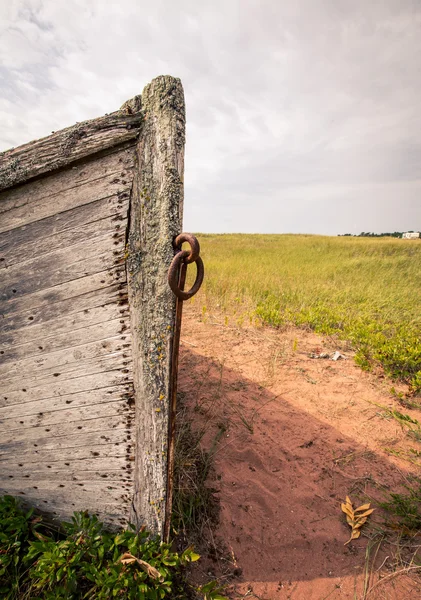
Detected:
[126,76,185,535]
[0,112,143,192]
[0,75,184,537]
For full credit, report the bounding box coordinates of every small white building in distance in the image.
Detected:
[402,232,420,239]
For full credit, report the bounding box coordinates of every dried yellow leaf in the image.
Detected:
[120,552,163,581]
[341,497,374,545]
[353,517,368,529]
[357,508,375,518]
[341,503,354,518]
[354,503,371,512]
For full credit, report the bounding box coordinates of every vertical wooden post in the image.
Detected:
[127,76,185,536]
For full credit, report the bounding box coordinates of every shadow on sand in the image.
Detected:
[178,346,420,599]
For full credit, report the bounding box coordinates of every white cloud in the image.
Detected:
[1,0,420,234]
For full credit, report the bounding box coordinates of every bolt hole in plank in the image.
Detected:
[0,76,186,536]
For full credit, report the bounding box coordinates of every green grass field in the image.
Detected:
[192,234,421,393]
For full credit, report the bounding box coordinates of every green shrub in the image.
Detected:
[379,480,421,533]
[0,496,227,600]
[0,495,42,598]
[194,234,421,392]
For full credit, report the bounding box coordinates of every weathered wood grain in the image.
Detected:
[1,369,130,407]
[1,482,132,502]
[0,203,128,270]
[1,233,125,302]
[1,316,129,364]
[127,76,185,535]
[0,482,133,523]
[1,414,130,445]
[0,489,130,513]
[1,468,132,482]
[0,334,131,382]
[0,192,125,258]
[0,270,125,318]
[2,477,131,490]
[0,384,133,419]
[0,453,129,470]
[0,143,134,214]
[0,427,130,455]
[0,78,184,533]
[0,441,131,463]
[0,146,135,232]
[1,349,132,396]
[0,112,142,192]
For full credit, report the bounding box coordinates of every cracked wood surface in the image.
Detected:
[0,114,143,192]
[127,76,185,535]
[0,141,137,528]
[0,75,184,536]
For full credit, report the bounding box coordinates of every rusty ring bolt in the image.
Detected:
[168,233,204,300]
[173,233,200,264]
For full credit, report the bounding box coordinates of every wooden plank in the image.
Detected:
[0,191,126,258]
[1,231,125,301]
[1,478,130,490]
[13,499,130,527]
[0,481,132,508]
[1,415,130,445]
[1,296,126,344]
[0,147,134,233]
[0,427,130,454]
[0,455,130,472]
[1,399,129,431]
[0,202,128,270]
[0,334,131,383]
[0,144,134,217]
[1,316,130,364]
[1,347,132,394]
[0,370,131,407]
[0,485,132,508]
[1,475,133,500]
[1,492,131,516]
[127,76,185,535]
[0,111,142,192]
[0,274,126,324]
[2,341,130,392]
[0,384,133,419]
[2,472,132,486]
[0,441,131,463]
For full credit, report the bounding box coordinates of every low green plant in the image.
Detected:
[384,447,421,466]
[390,387,421,410]
[198,581,228,600]
[379,480,421,534]
[27,512,200,599]
[0,496,227,600]
[374,403,421,440]
[0,495,43,598]
[192,234,421,392]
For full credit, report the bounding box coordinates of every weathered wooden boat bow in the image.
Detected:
[0,75,200,538]
[164,233,204,540]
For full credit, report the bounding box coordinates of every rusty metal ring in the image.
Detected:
[168,250,204,300]
[173,233,200,264]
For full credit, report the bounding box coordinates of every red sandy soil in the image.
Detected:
[178,307,421,600]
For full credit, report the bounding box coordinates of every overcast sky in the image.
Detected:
[1,0,420,234]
